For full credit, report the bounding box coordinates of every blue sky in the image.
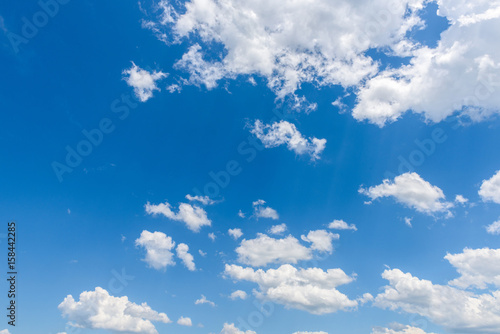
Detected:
[1,1,500,334]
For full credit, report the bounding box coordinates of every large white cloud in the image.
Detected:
[479,170,500,204]
[145,200,211,232]
[250,120,326,160]
[224,264,358,314]
[375,248,500,333]
[122,62,166,102]
[58,287,170,334]
[135,230,176,270]
[359,172,453,215]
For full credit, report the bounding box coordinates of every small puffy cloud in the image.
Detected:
[176,243,196,271]
[0,330,11,334]
[268,223,287,235]
[135,230,176,270]
[486,220,500,235]
[328,219,357,231]
[177,316,192,327]
[145,200,211,232]
[445,248,500,289]
[199,249,207,257]
[224,264,357,314]
[455,194,469,205]
[479,170,500,204]
[220,323,256,334]
[250,120,326,160]
[229,290,248,300]
[238,210,246,218]
[300,230,339,253]
[371,324,436,334]
[360,172,453,215]
[185,194,215,205]
[404,217,413,228]
[122,62,166,102]
[375,248,500,333]
[195,295,215,307]
[252,199,279,220]
[228,228,243,240]
[236,233,312,267]
[58,287,170,334]
[208,232,216,241]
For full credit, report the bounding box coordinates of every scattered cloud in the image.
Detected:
[122,62,166,102]
[58,287,170,334]
[404,217,413,228]
[199,249,207,257]
[220,323,256,334]
[229,290,247,300]
[268,223,287,235]
[479,170,500,204]
[238,210,246,218]
[145,200,211,232]
[300,230,339,253]
[176,243,196,271]
[224,264,358,314]
[208,232,216,241]
[177,316,192,327]
[185,194,216,205]
[250,120,326,160]
[455,194,469,205]
[195,295,215,307]
[328,219,357,231]
[360,172,454,216]
[486,220,500,235]
[228,228,243,240]
[293,332,328,334]
[135,230,176,270]
[252,199,279,220]
[371,324,436,334]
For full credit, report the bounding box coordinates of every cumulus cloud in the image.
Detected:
[177,316,192,326]
[300,230,339,253]
[122,62,166,102]
[268,223,287,235]
[359,172,453,215]
[228,228,243,240]
[486,220,500,235]
[371,324,436,334]
[238,210,246,218]
[375,247,500,333]
[328,219,357,231]
[208,232,216,241]
[58,287,170,334]
[224,264,357,314]
[176,243,196,271]
[236,233,312,267]
[250,120,326,160]
[455,194,469,205]
[0,330,10,334]
[229,290,248,300]
[195,295,215,307]
[251,199,279,220]
[145,200,211,232]
[135,230,176,270]
[185,194,216,205]
[220,323,256,334]
[479,170,500,204]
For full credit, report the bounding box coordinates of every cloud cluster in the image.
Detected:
[250,121,326,160]
[145,200,211,232]
[58,287,170,334]
[122,62,166,102]
[224,264,357,314]
[360,172,453,215]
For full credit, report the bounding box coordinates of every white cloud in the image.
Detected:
[0,330,10,334]
[268,223,287,235]
[360,172,453,215]
[135,230,176,270]
[486,220,500,235]
[236,233,312,267]
[224,264,358,314]
[455,194,469,205]
[375,248,500,333]
[371,324,436,334]
[479,170,500,204]
[300,230,339,253]
[445,248,500,289]
[122,62,166,102]
[404,217,413,228]
[176,243,196,271]
[208,232,216,241]
[58,287,170,334]
[293,332,328,334]
[328,219,357,231]
[238,210,246,218]
[177,316,192,327]
[199,249,207,257]
[250,120,326,160]
[195,295,215,307]
[228,228,243,240]
[252,199,279,220]
[185,194,215,205]
[220,323,256,334]
[145,200,211,232]
[229,290,247,300]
